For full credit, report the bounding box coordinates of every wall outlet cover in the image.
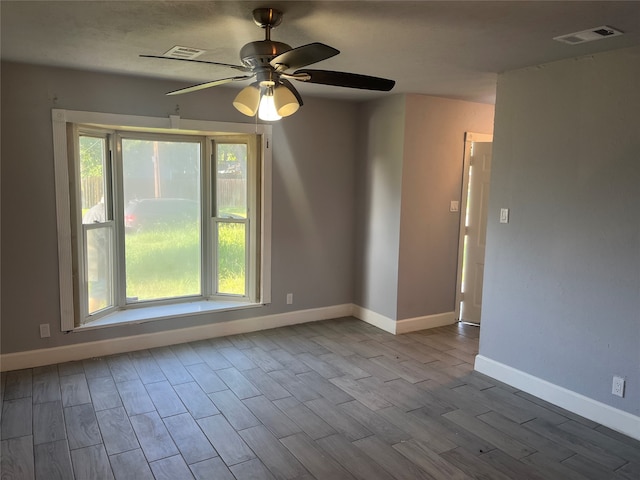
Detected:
[612,375,625,397]
[39,323,51,338]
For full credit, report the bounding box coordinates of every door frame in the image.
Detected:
[454,132,493,322]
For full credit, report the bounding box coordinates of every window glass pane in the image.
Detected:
[216,144,247,218]
[217,222,246,295]
[80,136,106,223]
[122,139,201,302]
[86,226,113,315]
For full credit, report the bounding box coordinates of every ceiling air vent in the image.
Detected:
[162,46,206,59]
[554,25,623,45]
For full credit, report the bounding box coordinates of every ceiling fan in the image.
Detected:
[141,7,395,121]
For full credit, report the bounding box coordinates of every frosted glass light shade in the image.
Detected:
[233,86,260,116]
[274,86,300,117]
[258,92,282,121]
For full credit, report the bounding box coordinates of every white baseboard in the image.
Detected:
[1,304,457,371]
[396,311,456,333]
[351,305,397,333]
[351,306,456,334]
[0,304,353,372]
[475,355,640,441]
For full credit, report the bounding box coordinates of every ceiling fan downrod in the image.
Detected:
[252,8,283,41]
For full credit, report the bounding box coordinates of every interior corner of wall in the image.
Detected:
[352,304,397,334]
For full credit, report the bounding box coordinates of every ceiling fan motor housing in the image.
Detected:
[240,40,292,69]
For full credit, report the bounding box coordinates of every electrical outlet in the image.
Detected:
[286,293,293,305]
[612,375,625,398]
[39,323,51,338]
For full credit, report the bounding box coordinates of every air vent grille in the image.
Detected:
[554,25,623,45]
[162,46,206,59]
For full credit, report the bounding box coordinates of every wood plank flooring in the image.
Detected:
[1,318,638,479]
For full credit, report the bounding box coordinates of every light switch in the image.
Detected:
[450,201,459,212]
[500,208,510,224]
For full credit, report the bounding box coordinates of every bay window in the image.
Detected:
[52,110,271,330]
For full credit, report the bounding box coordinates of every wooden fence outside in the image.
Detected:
[81,177,245,210]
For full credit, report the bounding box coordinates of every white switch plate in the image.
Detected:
[450,200,459,212]
[286,293,293,305]
[500,208,510,224]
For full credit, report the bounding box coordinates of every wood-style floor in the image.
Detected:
[1,318,638,480]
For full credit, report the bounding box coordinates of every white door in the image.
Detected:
[456,134,492,324]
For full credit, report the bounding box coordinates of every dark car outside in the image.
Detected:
[124,198,199,231]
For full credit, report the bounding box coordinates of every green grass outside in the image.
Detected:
[125,223,245,301]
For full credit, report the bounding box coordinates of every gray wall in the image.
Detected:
[1,62,357,354]
[354,96,406,320]
[354,94,494,321]
[480,46,640,415]
[398,95,494,320]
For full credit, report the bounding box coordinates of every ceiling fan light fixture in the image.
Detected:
[274,85,300,117]
[233,85,260,116]
[258,84,282,121]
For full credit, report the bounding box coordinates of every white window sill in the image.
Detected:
[74,299,262,331]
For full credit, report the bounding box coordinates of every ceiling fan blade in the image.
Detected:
[293,69,395,91]
[167,75,255,96]
[270,43,340,71]
[140,54,250,72]
[278,78,304,106]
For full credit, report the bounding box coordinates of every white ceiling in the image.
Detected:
[2,1,639,104]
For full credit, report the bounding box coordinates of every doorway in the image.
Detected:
[455,133,493,324]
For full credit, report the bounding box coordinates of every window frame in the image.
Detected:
[52,109,272,331]
[210,136,259,301]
